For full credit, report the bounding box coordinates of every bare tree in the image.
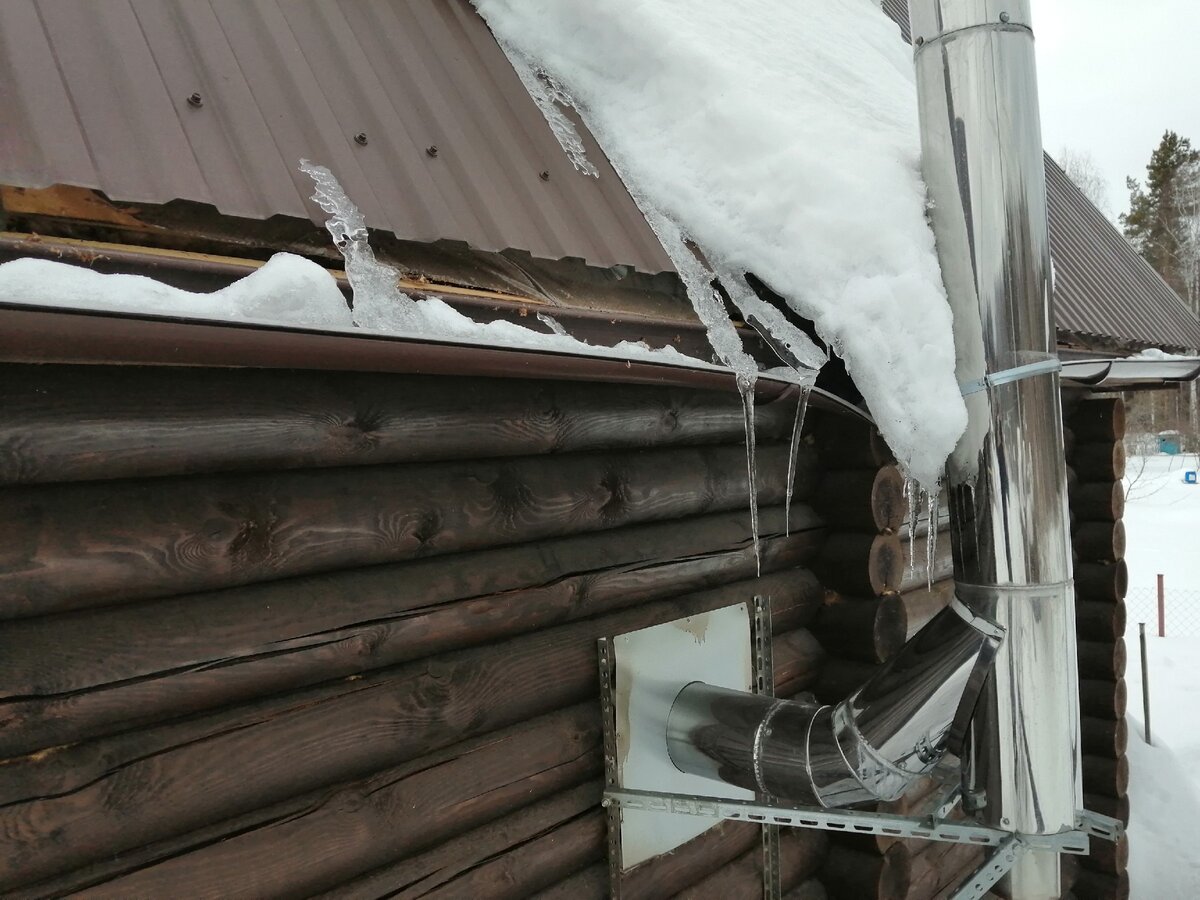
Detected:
[1164,158,1200,313]
[1059,147,1110,216]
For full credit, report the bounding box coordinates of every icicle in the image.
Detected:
[494,42,599,177]
[300,160,422,332]
[924,486,939,591]
[784,386,811,536]
[536,311,569,336]
[904,476,919,575]
[738,375,762,575]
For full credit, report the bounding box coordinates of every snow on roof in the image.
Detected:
[474,0,966,487]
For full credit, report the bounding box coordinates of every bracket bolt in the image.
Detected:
[426,145,439,157]
[354,132,369,146]
[1000,11,1011,22]
[187,92,203,107]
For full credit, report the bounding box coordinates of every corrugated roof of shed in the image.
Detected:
[0,0,669,273]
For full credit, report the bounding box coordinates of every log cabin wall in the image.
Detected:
[1064,395,1131,900]
[0,360,842,899]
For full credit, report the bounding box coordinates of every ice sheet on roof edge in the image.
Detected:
[473,0,968,492]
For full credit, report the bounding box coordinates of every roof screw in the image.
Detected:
[354,132,369,146]
[187,92,203,107]
[539,170,551,181]
[914,35,924,46]
[999,11,1011,22]
[426,145,439,157]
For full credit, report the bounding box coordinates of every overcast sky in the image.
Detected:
[1035,0,1199,222]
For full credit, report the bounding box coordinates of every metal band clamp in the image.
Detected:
[959,357,1062,396]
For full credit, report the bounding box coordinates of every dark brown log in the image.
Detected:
[899,580,955,639]
[312,793,602,900]
[813,594,908,663]
[1081,716,1129,758]
[1070,481,1125,522]
[784,879,829,900]
[0,365,797,485]
[676,828,828,899]
[1080,678,1127,722]
[813,465,907,533]
[528,864,609,900]
[0,514,823,756]
[814,659,880,705]
[774,629,827,696]
[1081,833,1129,876]
[1070,398,1126,444]
[0,441,814,619]
[1073,520,1126,563]
[400,809,605,900]
[1083,755,1130,798]
[1084,793,1130,827]
[812,413,894,470]
[1073,442,1126,482]
[1076,600,1127,641]
[1076,560,1129,602]
[903,840,986,900]
[621,821,760,899]
[898,529,954,594]
[23,704,600,898]
[0,577,795,889]
[34,713,600,898]
[820,533,904,596]
[1078,639,1127,680]
[1071,867,1130,900]
[821,843,910,900]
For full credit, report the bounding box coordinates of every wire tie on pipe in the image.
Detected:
[959,357,1062,396]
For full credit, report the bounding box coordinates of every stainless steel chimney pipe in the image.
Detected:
[907,2,1082,897]
[666,599,1001,809]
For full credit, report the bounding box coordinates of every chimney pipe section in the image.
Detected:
[666,600,1001,808]
[907,2,1081,897]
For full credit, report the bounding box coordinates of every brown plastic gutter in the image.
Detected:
[0,301,864,420]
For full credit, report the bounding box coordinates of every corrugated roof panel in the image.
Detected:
[0,0,671,273]
[1046,156,1200,352]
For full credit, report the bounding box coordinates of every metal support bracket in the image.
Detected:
[598,637,624,900]
[949,835,1024,900]
[602,788,1116,856]
[752,595,782,900]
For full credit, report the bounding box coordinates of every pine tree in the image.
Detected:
[1120,130,1200,300]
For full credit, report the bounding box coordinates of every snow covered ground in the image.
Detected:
[1121,453,1200,898]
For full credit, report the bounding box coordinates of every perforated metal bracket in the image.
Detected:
[752,595,782,900]
[1077,808,1125,843]
[602,788,1106,856]
[948,835,1023,900]
[597,637,624,900]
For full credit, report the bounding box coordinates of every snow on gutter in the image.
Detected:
[473,0,967,489]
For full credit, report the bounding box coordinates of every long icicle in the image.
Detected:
[925,486,939,591]
[739,375,762,574]
[785,386,811,536]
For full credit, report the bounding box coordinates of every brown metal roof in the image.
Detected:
[1045,156,1200,353]
[0,0,668,273]
[3,0,1197,354]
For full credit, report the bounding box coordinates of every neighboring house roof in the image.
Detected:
[2,0,1197,353]
[1045,156,1200,353]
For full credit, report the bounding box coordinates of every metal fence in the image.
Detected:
[1126,581,1200,637]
